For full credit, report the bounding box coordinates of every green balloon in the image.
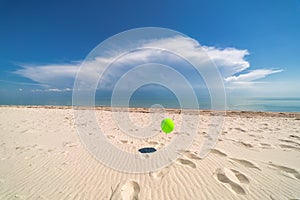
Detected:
[161,118,174,134]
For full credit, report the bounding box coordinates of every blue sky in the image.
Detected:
[1,0,300,105]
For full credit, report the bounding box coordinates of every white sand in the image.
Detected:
[0,106,300,199]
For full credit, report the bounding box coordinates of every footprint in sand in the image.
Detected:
[237,141,253,148]
[259,143,273,149]
[110,180,140,200]
[214,168,249,195]
[289,134,300,140]
[176,158,196,168]
[149,167,170,180]
[150,170,165,180]
[120,140,128,144]
[63,142,78,148]
[230,158,261,171]
[210,149,227,157]
[268,163,300,180]
[107,135,115,139]
[147,141,158,145]
[230,169,250,184]
[121,181,140,200]
[177,150,201,160]
[234,127,247,132]
[249,133,264,138]
[20,129,29,133]
[279,144,300,151]
[184,152,201,160]
[279,139,300,146]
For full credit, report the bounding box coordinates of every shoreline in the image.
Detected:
[0,105,300,118]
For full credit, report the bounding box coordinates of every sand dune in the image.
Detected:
[0,106,300,199]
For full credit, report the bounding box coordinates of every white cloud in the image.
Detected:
[14,36,283,96]
[47,88,72,92]
[203,47,250,77]
[225,69,283,82]
[14,64,80,88]
[31,88,72,92]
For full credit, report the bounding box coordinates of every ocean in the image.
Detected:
[226,98,300,112]
[1,91,300,112]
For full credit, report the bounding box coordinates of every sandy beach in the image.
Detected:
[0,106,300,200]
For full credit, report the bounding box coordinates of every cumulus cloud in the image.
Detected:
[203,47,250,77]
[14,35,283,94]
[14,64,79,88]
